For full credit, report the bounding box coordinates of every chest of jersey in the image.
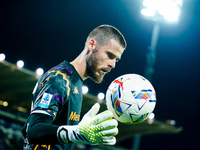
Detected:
[53,80,83,126]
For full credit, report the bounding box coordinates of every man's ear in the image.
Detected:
[87,39,97,52]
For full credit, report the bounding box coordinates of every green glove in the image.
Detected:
[57,103,118,145]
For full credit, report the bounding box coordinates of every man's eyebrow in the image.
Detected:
[108,51,121,59]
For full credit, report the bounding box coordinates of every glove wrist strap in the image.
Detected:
[57,126,73,144]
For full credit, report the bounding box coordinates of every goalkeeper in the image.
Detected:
[22,25,127,150]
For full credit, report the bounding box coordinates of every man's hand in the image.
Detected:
[57,103,118,145]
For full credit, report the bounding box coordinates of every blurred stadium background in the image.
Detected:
[1,0,199,149]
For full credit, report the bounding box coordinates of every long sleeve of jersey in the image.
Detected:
[27,113,60,145]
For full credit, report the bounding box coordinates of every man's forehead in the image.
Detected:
[110,39,124,54]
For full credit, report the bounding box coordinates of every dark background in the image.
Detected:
[0,0,199,149]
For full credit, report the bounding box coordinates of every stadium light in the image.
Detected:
[36,68,44,76]
[0,53,6,61]
[147,113,155,124]
[148,112,155,120]
[0,100,8,106]
[97,92,105,100]
[3,101,8,107]
[169,120,176,125]
[141,0,183,23]
[166,119,176,126]
[16,60,24,68]
[141,0,183,81]
[82,85,89,94]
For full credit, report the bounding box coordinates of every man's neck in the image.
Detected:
[70,50,88,81]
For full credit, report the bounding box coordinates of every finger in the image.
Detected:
[102,136,116,145]
[93,110,113,124]
[84,103,100,118]
[97,119,118,130]
[96,127,118,137]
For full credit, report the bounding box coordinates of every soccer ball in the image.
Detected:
[105,74,156,124]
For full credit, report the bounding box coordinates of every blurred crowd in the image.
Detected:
[0,118,24,150]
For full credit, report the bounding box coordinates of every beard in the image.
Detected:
[86,50,105,83]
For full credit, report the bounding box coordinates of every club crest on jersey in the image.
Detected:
[73,86,79,94]
[39,93,53,108]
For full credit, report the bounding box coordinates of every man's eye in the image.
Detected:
[107,52,115,59]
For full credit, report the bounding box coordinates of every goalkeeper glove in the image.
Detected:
[57,103,118,145]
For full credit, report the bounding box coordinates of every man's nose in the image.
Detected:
[108,59,116,69]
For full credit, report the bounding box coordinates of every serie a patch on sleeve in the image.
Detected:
[39,93,53,108]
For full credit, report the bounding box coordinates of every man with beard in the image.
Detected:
[22,24,127,150]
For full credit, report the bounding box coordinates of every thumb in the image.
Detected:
[84,103,100,118]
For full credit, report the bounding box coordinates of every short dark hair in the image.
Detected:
[85,25,127,49]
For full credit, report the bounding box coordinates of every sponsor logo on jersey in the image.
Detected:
[33,144,51,150]
[69,111,80,121]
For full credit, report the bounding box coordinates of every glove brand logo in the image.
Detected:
[73,131,89,142]
[69,111,80,121]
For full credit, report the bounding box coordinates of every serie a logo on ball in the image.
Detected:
[106,74,156,124]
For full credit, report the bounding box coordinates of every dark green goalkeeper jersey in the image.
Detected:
[22,61,83,150]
